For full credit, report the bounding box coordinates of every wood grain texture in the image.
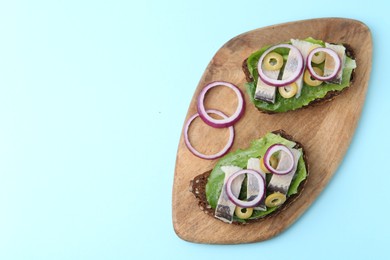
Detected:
[172,18,372,244]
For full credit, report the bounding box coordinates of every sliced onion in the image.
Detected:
[264,144,294,175]
[226,169,265,208]
[184,109,234,160]
[307,47,341,81]
[197,81,245,128]
[257,44,304,87]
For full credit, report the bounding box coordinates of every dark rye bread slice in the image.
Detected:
[242,44,356,114]
[189,130,309,225]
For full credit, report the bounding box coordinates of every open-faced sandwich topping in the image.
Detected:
[257,43,304,87]
[306,47,341,81]
[190,131,308,224]
[244,37,357,113]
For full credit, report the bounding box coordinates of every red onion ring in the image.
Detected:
[226,169,265,208]
[264,144,294,175]
[184,109,234,160]
[307,47,341,81]
[257,44,304,87]
[197,81,245,128]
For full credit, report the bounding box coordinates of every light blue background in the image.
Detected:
[0,0,389,259]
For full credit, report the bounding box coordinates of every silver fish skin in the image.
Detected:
[215,166,244,223]
[324,43,346,84]
[267,148,301,195]
[254,70,279,103]
[290,39,321,98]
[246,158,267,211]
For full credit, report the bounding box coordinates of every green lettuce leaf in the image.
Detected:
[246,38,356,113]
[205,132,308,222]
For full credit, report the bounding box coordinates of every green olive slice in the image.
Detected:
[263,52,284,71]
[265,192,287,207]
[234,206,254,219]
[278,83,298,98]
[304,67,323,87]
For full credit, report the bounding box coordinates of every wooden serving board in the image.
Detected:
[172,18,372,244]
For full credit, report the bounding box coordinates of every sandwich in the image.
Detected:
[190,130,308,224]
[242,37,357,113]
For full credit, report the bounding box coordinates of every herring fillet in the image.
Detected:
[254,69,279,103]
[290,39,321,98]
[324,43,346,84]
[246,158,267,211]
[267,148,301,195]
[214,166,244,223]
[281,43,306,83]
